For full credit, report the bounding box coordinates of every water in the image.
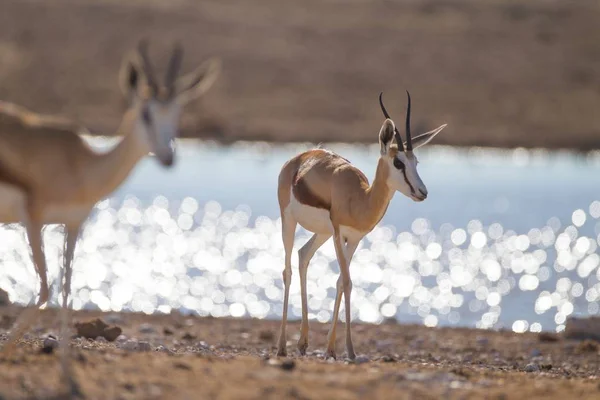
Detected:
[1,140,599,333]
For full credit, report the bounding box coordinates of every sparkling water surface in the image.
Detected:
[1,140,599,333]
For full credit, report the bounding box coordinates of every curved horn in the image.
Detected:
[379,92,405,151]
[405,90,413,151]
[165,43,183,94]
[137,40,158,94]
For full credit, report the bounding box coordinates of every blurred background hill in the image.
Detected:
[0,0,599,149]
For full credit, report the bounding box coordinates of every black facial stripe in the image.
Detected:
[401,168,416,194]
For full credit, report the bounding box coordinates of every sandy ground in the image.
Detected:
[0,306,599,399]
[0,0,599,149]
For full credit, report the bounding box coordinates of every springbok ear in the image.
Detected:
[119,52,139,100]
[408,124,447,149]
[379,119,395,155]
[174,57,221,105]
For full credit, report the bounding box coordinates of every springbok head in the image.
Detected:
[118,40,221,167]
[378,92,447,202]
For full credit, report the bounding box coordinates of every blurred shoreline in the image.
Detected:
[0,0,599,150]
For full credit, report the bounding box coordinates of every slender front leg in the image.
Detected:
[297,233,330,355]
[276,214,297,357]
[2,211,47,355]
[25,215,49,307]
[326,232,359,359]
[58,224,83,398]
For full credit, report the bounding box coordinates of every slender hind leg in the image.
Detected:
[276,213,297,357]
[326,233,359,359]
[297,233,330,355]
[58,225,83,398]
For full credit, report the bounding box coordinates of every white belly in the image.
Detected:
[0,183,92,227]
[287,191,365,242]
[288,191,333,234]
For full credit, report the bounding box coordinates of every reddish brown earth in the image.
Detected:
[0,306,599,399]
[0,0,599,149]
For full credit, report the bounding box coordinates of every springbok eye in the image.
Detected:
[142,107,152,124]
[393,157,405,170]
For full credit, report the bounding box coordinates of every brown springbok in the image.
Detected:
[0,41,220,395]
[276,92,447,359]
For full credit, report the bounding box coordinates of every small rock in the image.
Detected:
[120,340,139,351]
[240,332,250,340]
[173,361,192,370]
[530,349,542,357]
[259,330,275,342]
[195,341,210,350]
[182,332,197,341]
[41,335,59,354]
[138,341,153,352]
[95,336,108,344]
[156,345,175,355]
[116,335,128,343]
[163,327,174,336]
[268,358,296,371]
[541,364,553,371]
[476,336,489,346]
[381,355,396,363]
[524,363,539,373]
[74,318,122,342]
[354,355,370,364]
[280,359,296,371]
[138,323,156,334]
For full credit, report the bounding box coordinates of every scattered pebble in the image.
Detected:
[530,349,542,357]
[182,332,197,341]
[259,330,274,342]
[156,345,175,355]
[354,355,370,365]
[541,364,553,371]
[524,364,539,373]
[280,359,296,371]
[95,336,108,344]
[139,323,156,334]
[75,318,122,342]
[268,358,296,371]
[163,327,174,336]
[120,340,139,351]
[173,361,192,370]
[195,341,210,350]
[380,355,396,363]
[138,341,153,352]
[41,335,59,354]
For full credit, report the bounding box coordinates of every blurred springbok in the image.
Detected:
[276,92,447,359]
[0,41,220,395]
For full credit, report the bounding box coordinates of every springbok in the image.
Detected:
[276,92,447,359]
[0,41,220,394]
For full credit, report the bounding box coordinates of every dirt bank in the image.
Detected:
[0,0,599,150]
[0,306,599,399]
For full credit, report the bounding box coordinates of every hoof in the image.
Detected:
[276,348,287,357]
[325,348,336,359]
[297,341,308,356]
